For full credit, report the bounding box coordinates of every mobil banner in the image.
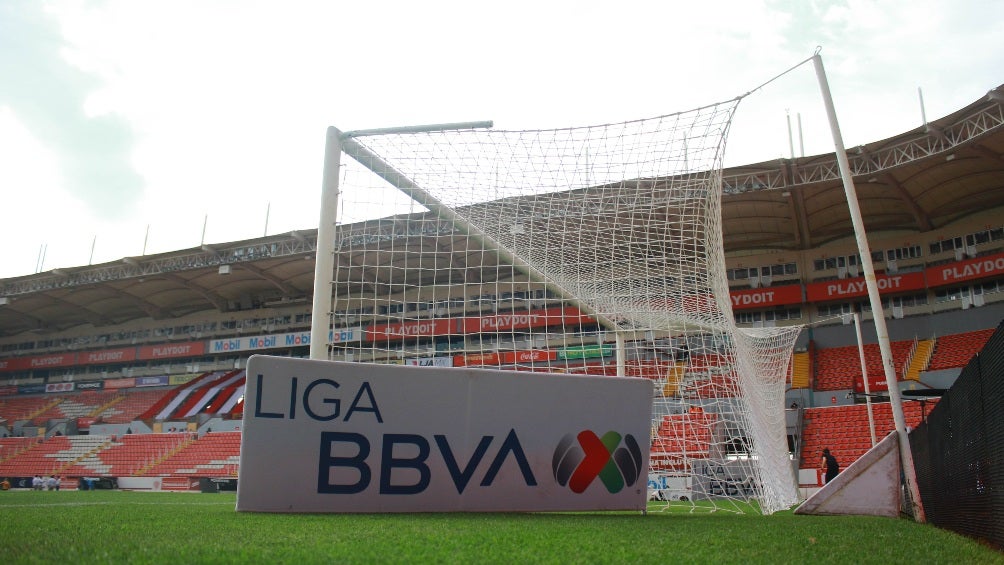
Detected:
[237,356,652,513]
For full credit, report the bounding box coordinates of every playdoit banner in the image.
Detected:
[236,356,652,513]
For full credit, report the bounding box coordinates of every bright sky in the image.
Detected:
[0,0,1001,279]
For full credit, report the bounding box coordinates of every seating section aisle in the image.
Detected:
[798,401,935,474]
[790,351,811,389]
[927,329,996,371]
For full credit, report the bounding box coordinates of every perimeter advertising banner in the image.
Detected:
[236,355,653,513]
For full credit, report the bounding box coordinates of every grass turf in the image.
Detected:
[0,491,1000,564]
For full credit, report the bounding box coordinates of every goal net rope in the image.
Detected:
[325,98,801,514]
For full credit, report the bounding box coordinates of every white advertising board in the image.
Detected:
[236,355,652,513]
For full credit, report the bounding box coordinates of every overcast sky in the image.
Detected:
[0,0,1001,279]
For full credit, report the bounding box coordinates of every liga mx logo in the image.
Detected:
[552,431,643,494]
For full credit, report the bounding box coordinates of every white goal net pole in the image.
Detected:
[812,53,925,523]
[310,126,342,360]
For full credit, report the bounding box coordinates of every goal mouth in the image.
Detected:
[320,99,801,514]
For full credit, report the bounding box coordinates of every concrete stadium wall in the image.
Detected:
[808,302,1004,349]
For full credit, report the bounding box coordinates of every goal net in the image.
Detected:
[320,99,801,514]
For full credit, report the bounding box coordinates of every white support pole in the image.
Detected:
[264,201,271,237]
[797,113,805,157]
[37,243,47,273]
[853,312,878,446]
[786,111,795,159]
[615,332,626,378]
[812,54,925,522]
[310,126,342,360]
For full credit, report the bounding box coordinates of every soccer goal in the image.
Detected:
[312,98,801,514]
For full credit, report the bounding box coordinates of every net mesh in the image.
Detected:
[323,98,800,514]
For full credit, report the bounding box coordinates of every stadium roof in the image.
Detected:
[1,85,1002,338]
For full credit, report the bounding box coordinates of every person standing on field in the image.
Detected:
[821,448,840,484]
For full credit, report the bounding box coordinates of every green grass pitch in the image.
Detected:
[0,490,999,563]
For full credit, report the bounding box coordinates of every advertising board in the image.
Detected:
[237,356,652,513]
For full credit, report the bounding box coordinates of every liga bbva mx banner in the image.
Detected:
[237,356,653,513]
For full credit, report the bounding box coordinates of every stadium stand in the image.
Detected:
[0,396,61,425]
[142,431,240,478]
[927,328,996,370]
[650,411,719,471]
[0,435,105,477]
[812,339,915,391]
[76,433,191,477]
[0,436,39,463]
[97,389,173,424]
[798,401,935,475]
[32,390,122,423]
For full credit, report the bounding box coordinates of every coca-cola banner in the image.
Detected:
[455,349,558,367]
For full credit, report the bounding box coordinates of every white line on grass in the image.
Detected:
[0,501,233,508]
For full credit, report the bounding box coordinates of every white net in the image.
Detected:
[322,99,800,514]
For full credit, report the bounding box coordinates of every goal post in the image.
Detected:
[312,100,801,514]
